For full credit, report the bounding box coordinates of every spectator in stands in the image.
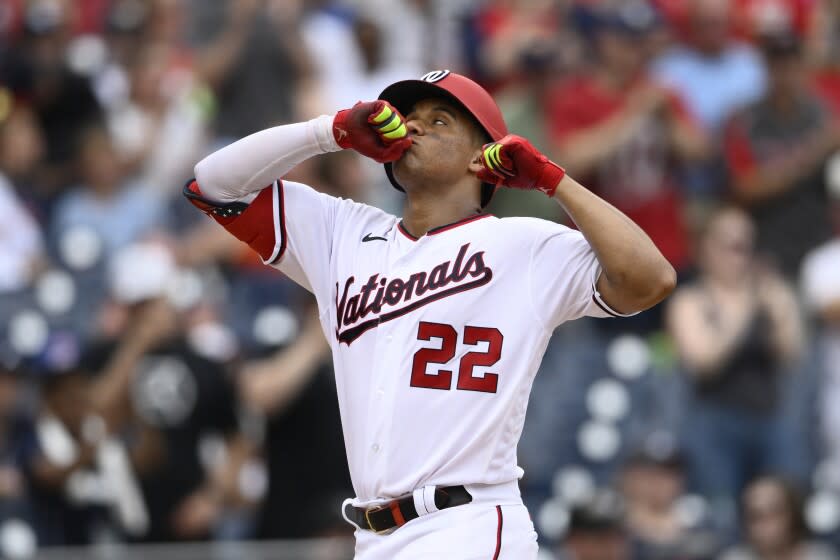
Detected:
[721,475,839,560]
[801,196,840,485]
[239,306,352,539]
[653,0,767,198]
[732,0,820,44]
[299,0,370,113]
[653,0,766,135]
[87,243,251,542]
[20,250,200,546]
[470,0,570,90]
[619,442,720,559]
[51,122,162,256]
[811,0,840,115]
[342,0,430,74]
[547,3,708,274]
[558,490,630,560]
[105,40,209,202]
[667,207,803,520]
[724,31,838,280]
[192,0,315,140]
[21,363,113,546]
[0,0,104,199]
[0,356,32,526]
[481,0,582,221]
[0,98,46,293]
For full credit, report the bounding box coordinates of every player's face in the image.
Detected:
[392,98,485,193]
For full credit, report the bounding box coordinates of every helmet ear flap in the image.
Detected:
[480,183,495,208]
[384,162,404,193]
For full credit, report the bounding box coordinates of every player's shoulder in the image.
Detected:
[494,216,580,240]
[283,179,396,222]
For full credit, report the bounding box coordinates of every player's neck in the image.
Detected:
[401,191,482,238]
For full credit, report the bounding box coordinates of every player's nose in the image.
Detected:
[405,117,425,137]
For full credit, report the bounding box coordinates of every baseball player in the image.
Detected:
[184,70,675,559]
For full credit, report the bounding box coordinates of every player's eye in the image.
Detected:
[433,118,447,125]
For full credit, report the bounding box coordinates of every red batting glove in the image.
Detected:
[333,100,412,163]
[477,134,566,197]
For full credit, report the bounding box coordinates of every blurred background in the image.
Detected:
[1,0,840,558]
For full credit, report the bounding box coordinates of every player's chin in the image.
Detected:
[392,151,417,175]
[392,157,422,188]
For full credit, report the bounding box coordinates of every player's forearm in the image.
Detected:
[194,115,340,203]
[552,175,676,313]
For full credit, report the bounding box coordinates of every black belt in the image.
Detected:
[345,485,472,533]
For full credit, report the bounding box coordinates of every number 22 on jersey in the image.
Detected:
[410,321,503,393]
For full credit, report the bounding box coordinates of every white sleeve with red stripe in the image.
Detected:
[526,220,638,331]
[188,115,346,294]
[193,115,340,204]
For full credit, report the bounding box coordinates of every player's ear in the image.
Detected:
[468,148,484,175]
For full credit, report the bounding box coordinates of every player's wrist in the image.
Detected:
[313,114,342,153]
[536,159,566,197]
[543,171,571,201]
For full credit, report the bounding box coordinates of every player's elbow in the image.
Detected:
[192,157,234,204]
[628,260,677,310]
[602,260,677,314]
[654,262,678,304]
[193,158,211,190]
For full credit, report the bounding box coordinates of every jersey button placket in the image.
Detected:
[367,327,400,472]
[364,328,392,479]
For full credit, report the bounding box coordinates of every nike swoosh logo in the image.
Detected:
[362,233,388,243]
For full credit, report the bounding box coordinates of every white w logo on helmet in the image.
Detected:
[420,70,450,83]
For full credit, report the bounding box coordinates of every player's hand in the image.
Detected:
[477,134,566,197]
[333,100,412,163]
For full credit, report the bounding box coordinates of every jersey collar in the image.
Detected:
[397,213,492,241]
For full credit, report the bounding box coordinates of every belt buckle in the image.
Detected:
[364,504,391,535]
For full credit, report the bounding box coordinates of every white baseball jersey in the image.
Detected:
[192,115,630,505]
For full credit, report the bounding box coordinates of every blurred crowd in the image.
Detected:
[1,0,840,558]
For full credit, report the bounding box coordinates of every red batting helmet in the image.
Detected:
[378,70,509,207]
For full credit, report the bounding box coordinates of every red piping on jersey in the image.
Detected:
[493,505,503,560]
[269,180,288,265]
[398,221,419,240]
[429,213,491,235]
[591,293,623,318]
[398,213,492,241]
